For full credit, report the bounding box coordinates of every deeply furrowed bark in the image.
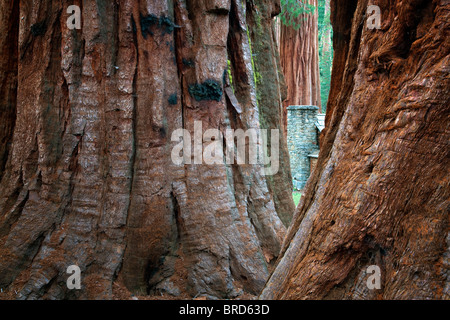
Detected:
[0,0,292,299]
[0,0,19,183]
[261,0,449,300]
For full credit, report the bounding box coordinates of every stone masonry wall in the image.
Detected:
[287,105,319,190]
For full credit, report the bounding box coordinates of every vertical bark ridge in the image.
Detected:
[0,0,292,300]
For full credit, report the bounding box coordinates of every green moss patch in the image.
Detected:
[168,94,178,105]
[182,58,194,67]
[188,80,223,102]
[139,14,179,38]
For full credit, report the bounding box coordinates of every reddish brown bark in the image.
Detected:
[279,0,321,132]
[261,0,449,300]
[0,0,292,300]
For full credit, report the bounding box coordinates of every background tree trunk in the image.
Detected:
[245,0,296,228]
[280,0,321,133]
[0,0,293,300]
[261,0,449,300]
[322,0,330,54]
[318,0,332,112]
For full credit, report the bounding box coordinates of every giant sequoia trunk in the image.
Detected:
[280,0,321,132]
[0,0,294,299]
[262,0,449,299]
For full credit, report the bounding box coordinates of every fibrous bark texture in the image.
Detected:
[280,0,321,132]
[262,0,449,299]
[0,0,19,182]
[0,0,293,300]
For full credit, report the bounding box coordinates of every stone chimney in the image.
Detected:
[287,105,320,190]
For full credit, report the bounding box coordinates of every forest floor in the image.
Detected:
[293,192,302,206]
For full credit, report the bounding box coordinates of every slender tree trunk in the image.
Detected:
[261,0,450,300]
[280,0,321,133]
[322,0,331,54]
[319,0,332,112]
[0,0,292,300]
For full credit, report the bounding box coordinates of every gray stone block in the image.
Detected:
[287,105,320,190]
